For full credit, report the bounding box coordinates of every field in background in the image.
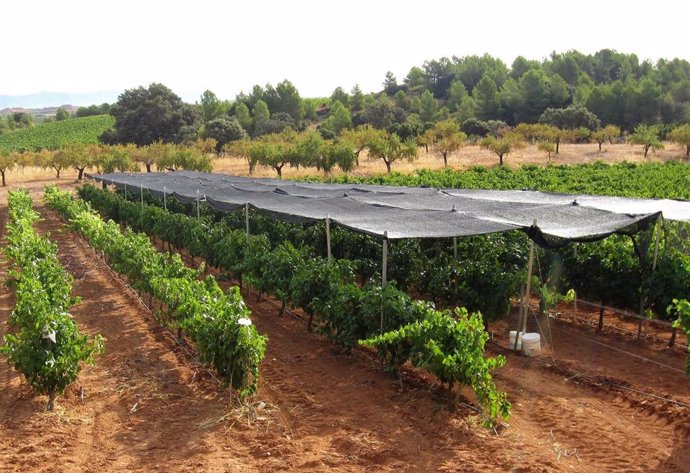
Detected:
[0,115,114,152]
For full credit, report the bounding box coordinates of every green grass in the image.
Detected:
[0,115,114,151]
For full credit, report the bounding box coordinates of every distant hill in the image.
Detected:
[0,114,115,151]
[0,104,80,119]
[0,91,120,109]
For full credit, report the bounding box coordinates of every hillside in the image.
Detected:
[0,114,114,151]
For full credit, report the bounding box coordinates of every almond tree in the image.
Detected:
[480,133,525,166]
[668,124,690,157]
[367,131,418,173]
[592,124,621,151]
[430,119,467,167]
[0,150,16,186]
[630,124,664,158]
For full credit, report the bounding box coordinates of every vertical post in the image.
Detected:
[196,189,200,220]
[514,227,536,350]
[521,239,535,335]
[124,183,127,200]
[245,203,250,244]
[140,185,144,211]
[380,231,388,334]
[326,215,332,263]
[163,186,167,211]
[573,243,578,319]
[652,216,662,271]
[641,215,663,339]
[453,236,458,259]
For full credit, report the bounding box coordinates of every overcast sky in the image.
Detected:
[3,0,690,102]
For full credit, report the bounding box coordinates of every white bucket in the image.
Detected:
[522,333,541,357]
[509,331,523,350]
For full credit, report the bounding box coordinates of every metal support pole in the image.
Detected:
[163,186,167,211]
[573,243,578,318]
[453,236,458,259]
[380,231,388,334]
[652,215,663,271]
[326,215,332,263]
[245,203,250,244]
[196,189,200,220]
[521,240,535,335]
[514,226,536,350]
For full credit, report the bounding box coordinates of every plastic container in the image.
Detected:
[522,332,541,357]
[509,330,523,350]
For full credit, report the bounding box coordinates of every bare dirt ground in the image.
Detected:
[0,170,689,472]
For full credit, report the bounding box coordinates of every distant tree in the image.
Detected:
[94,145,137,173]
[76,103,111,117]
[44,147,73,178]
[514,123,555,143]
[157,145,211,172]
[8,112,33,129]
[510,55,540,80]
[254,112,295,137]
[403,66,426,94]
[303,99,318,121]
[419,89,440,123]
[322,101,352,135]
[416,128,435,153]
[273,80,305,122]
[103,83,200,145]
[234,102,253,133]
[630,124,664,158]
[319,141,357,174]
[591,124,622,151]
[394,90,410,111]
[362,96,405,129]
[472,75,501,120]
[460,118,491,138]
[350,84,365,112]
[341,124,379,163]
[205,117,248,151]
[668,123,690,157]
[480,133,525,166]
[383,71,399,95]
[539,104,601,130]
[61,143,94,180]
[366,131,418,173]
[537,141,556,162]
[430,119,467,167]
[446,79,469,113]
[135,141,165,172]
[223,139,257,174]
[0,150,16,186]
[389,122,423,141]
[199,90,228,123]
[250,135,292,177]
[193,138,218,155]
[55,107,70,121]
[330,87,350,108]
[252,99,270,130]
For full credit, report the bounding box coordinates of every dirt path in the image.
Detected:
[0,186,687,471]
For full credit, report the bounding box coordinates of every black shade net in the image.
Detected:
[86,171,690,247]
